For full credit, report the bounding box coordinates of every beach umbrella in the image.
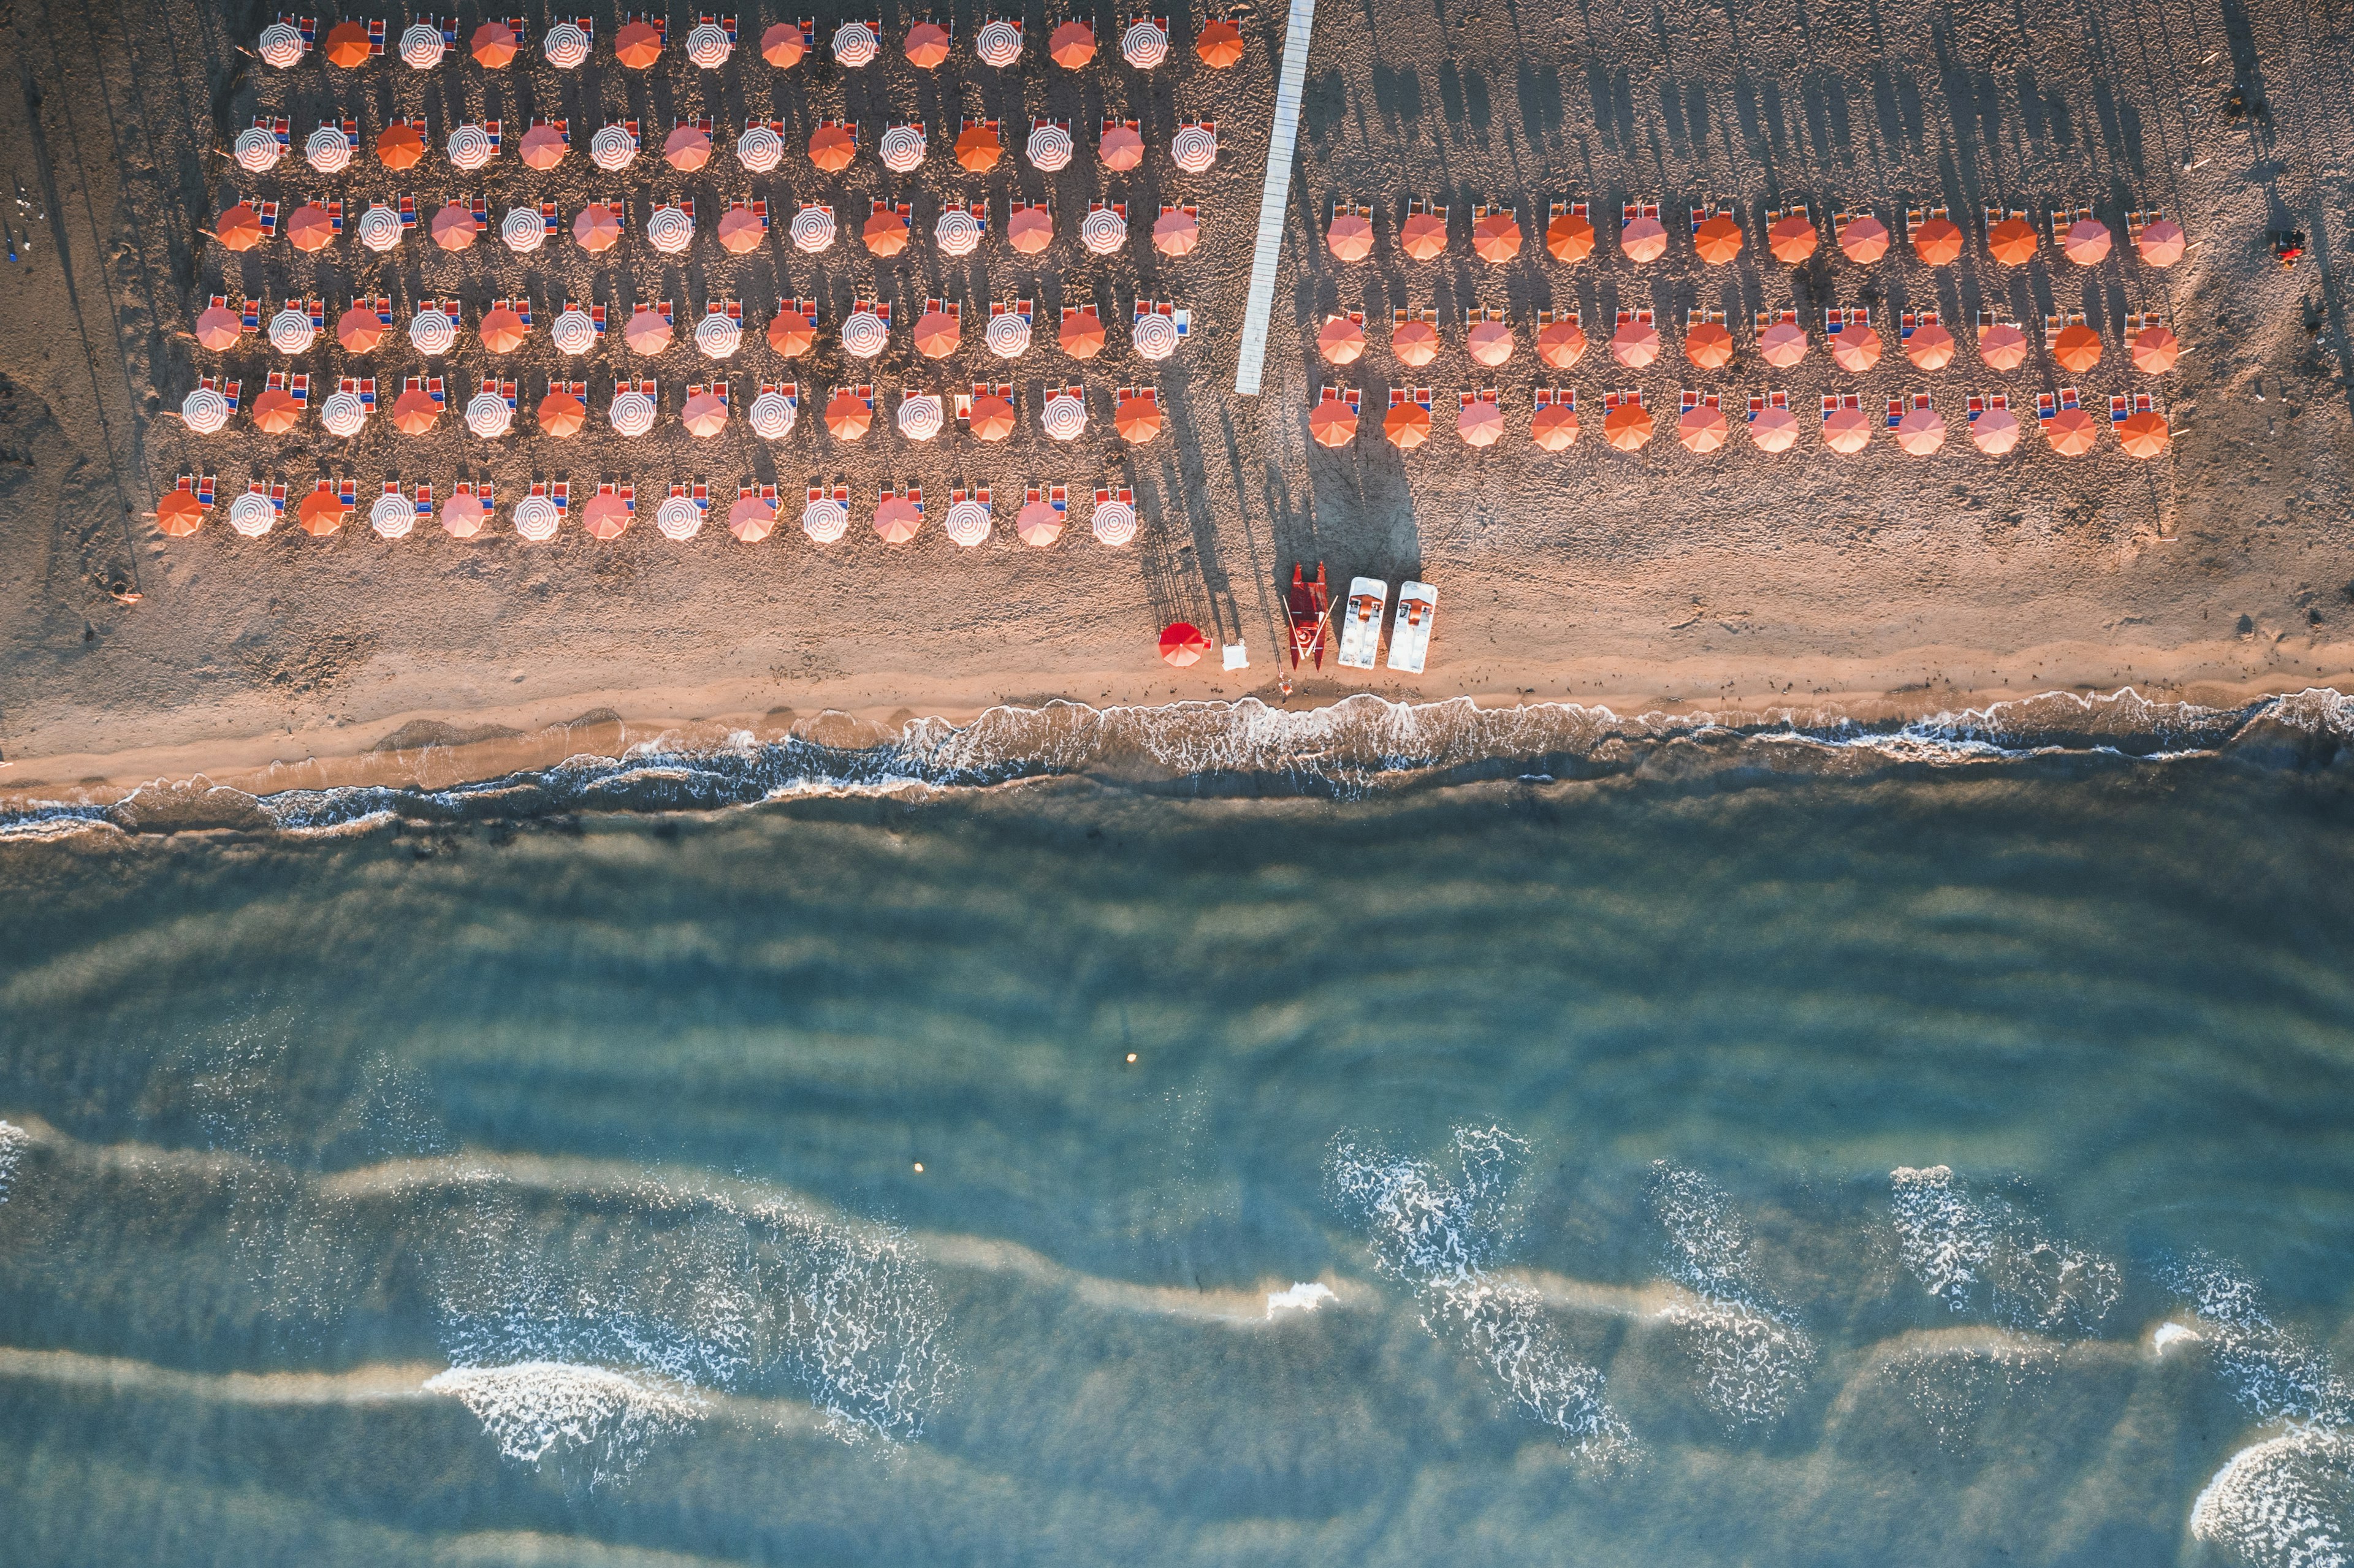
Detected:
[1767,213,1817,263]
[323,20,372,66]
[286,202,337,253]
[615,19,663,67]
[727,496,777,542]
[665,124,712,171]
[1895,407,1946,454]
[1620,211,1669,264]
[471,19,517,66]
[1987,216,2038,265]
[391,387,441,433]
[717,206,764,254]
[809,124,858,172]
[1829,328,1881,373]
[251,388,302,435]
[1459,398,1504,447]
[2046,406,2098,455]
[1317,315,1366,365]
[519,124,568,170]
[431,204,477,251]
[2138,219,2187,267]
[295,487,348,536]
[1912,216,1964,265]
[622,309,672,356]
[1822,406,1872,453]
[1117,392,1164,443]
[1693,214,1744,265]
[1685,320,1735,369]
[1100,122,1145,170]
[2132,324,2181,374]
[1978,322,2029,370]
[768,308,816,357]
[1400,210,1447,261]
[1061,312,1107,358]
[872,496,921,543]
[1466,319,1514,367]
[1603,401,1654,451]
[2062,218,2112,265]
[1677,401,1728,454]
[905,20,951,67]
[334,303,383,352]
[1049,20,1095,66]
[1536,318,1586,368]
[1748,405,1800,452]
[1153,207,1199,256]
[1310,398,1358,447]
[1609,318,1661,368]
[1970,406,2021,454]
[2052,323,2103,373]
[1159,623,1209,667]
[1472,211,1522,263]
[956,123,1004,172]
[479,306,528,356]
[1327,211,1374,262]
[1838,214,1889,263]
[1530,402,1580,451]
[2117,409,2171,458]
[1392,318,1440,367]
[913,309,961,358]
[439,493,487,538]
[155,490,205,536]
[538,389,585,437]
[762,21,807,64]
[1197,18,1243,65]
[682,389,729,438]
[581,494,632,539]
[376,123,425,170]
[574,204,623,253]
[213,202,265,251]
[1384,401,1431,448]
[967,393,1017,440]
[194,302,242,350]
[1546,209,1595,262]
[824,390,871,440]
[862,206,909,256]
[1002,206,1052,254]
[1758,321,1808,367]
[1014,498,1063,546]
[1903,322,1956,371]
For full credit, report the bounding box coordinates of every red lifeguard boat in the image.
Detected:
[1286,563,1332,669]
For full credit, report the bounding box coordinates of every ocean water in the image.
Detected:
[3,696,2354,1567]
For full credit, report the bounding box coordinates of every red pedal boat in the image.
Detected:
[1286,561,1331,669]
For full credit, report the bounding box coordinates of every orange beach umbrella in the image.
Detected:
[1530,402,1580,450]
[1384,400,1431,448]
[1116,393,1164,443]
[623,309,672,355]
[874,497,921,543]
[1060,312,1107,358]
[1912,216,1964,265]
[1392,318,1439,367]
[251,388,301,434]
[440,493,487,538]
[2117,409,2171,458]
[1472,210,1522,262]
[1159,623,1209,667]
[471,20,517,66]
[682,389,728,438]
[1894,407,1946,455]
[761,21,808,65]
[155,489,205,536]
[574,204,622,253]
[665,124,712,171]
[213,202,264,251]
[538,390,585,437]
[1049,20,1095,66]
[615,20,663,67]
[1685,320,1734,369]
[430,204,477,251]
[1100,123,1145,170]
[1152,207,1199,256]
[1466,320,1513,367]
[913,309,960,358]
[391,387,441,433]
[1829,327,1882,373]
[519,124,568,169]
[376,123,425,170]
[1767,213,1817,263]
[1328,212,1374,262]
[1748,406,1800,452]
[2052,323,2103,373]
[1400,210,1447,261]
[1822,406,1872,453]
[479,306,527,355]
[2046,406,2099,455]
[1987,216,2038,265]
[286,202,337,252]
[337,303,383,352]
[1903,322,1956,371]
[1537,317,1586,368]
[967,394,1016,440]
[2062,218,2113,265]
[2138,219,2187,267]
[1545,209,1595,262]
[1693,214,1743,265]
[862,206,909,256]
[295,487,348,535]
[1310,398,1358,446]
[905,21,951,67]
[809,124,858,172]
[1970,406,2021,455]
[1010,206,1054,253]
[824,390,871,440]
[955,123,1003,171]
[1609,318,1661,368]
[717,206,764,254]
[1196,18,1243,66]
[1016,499,1064,545]
[582,494,632,539]
[2131,324,2181,374]
[1604,400,1654,451]
[768,308,816,357]
[323,20,371,66]
[728,497,777,542]
[1318,315,1366,365]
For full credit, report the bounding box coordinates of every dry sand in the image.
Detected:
[4,0,2354,798]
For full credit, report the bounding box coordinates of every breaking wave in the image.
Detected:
[423,1362,706,1486]
[2163,1254,2352,1425]
[2192,1428,2354,1568]
[0,1119,23,1203]
[1649,1163,1813,1426]
[1888,1166,2120,1334]
[1327,1126,1632,1462]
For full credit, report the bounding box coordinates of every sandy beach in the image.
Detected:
[5,0,2354,800]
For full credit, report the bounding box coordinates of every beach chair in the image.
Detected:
[1822,392,1860,420]
[1337,576,1388,670]
[1899,308,1940,338]
[2035,391,2058,427]
[2043,309,2087,344]
[1387,582,1436,675]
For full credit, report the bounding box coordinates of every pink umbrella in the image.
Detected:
[581,495,632,540]
[1008,206,1054,254]
[1100,123,1145,170]
[1153,207,1199,256]
[194,302,242,351]
[1458,398,1504,446]
[519,124,568,169]
[624,309,672,354]
[717,207,765,254]
[1677,402,1729,454]
[1536,318,1586,368]
[874,496,922,544]
[682,389,728,437]
[665,124,712,171]
[1823,406,1872,453]
[728,496,777,542]
[430,204,478,251]
[1609,318,1661,368]
[1978,322,2030,371]
[574,204,623,253]
[2062,218,2112,265]
[1016,500,1064,546]
[1829,327,1882,373]
[1466,320,1514,367]
[1903,323,1956,371]
[1838,215,1889,263]
[1895,407,1946,454]
[1748,406,1800,452]
[2137,218,2187,267]
[1758,321,1808,367]
[1971,406,2022,455]
[1621,212,1668,262]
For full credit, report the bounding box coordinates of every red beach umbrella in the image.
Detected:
[1677,401,1729,454]
[955,123,1003,171]
[1458,397,1504,447]
[431,203,478,251]
[2132,324,2181,374]
[194,302,242,350]
[1758,321,1808,367]
[251,388,302,435]
[1384,400,1431,449]
[471,20,517,66]
[1116,392,1164,443]
[2138,219,2187,267]
[665,124,712,171]
[1987,216,2038,266]
[1159,623,1209,667]
[1603,401,1654,451]
[391,387,441,433]
[1767,213,1817,263]
[913,308,961,358]
[1530,402,1580,450]
[761,22,807,65]
[1100,123,1145,170]
[1049,20,1095,66]
[1970,406,2022,455]
[1545,210,1594,262]
[336,303,383,352]
[1748,405,1800,452]
[1400,210,1447,261]
[582,493,633,539]
[213,203,265,251]
[862,206,909,256]
[1016,498,1064,545]
[1466,319,1514,367]
[1822,406,1871,453]
[1196,19,1243,66]
[1609,318,1661,368]
[1472,210,1522,263]
[717,206,764,254]
[615,20,663,67]
[156,490,205,536]
[1009,206,1054,254]
[479,306,527,355]
[538,389,585,437]
[2052,324,2103,373]
[824,390,871,440]
[2117,409,2171,458]
[2062,218,2113,265]
[809,124,858,172]
[1978,322,2029,370]
[286,202,337,253]
[519,123,568,169]
[1693,214,1743,265]
[874,496,921,543]
[1327,212,1374,263]
[574,204,623,253]
[905,21,951,67]
[323,20,371,66]
[1912,216,1964,265]
[295,487,348,535]
[768,307,816,357]
[967,394,1017,441]
[624,308,672,355]
[1152,207,1198,256]
[729,496,777,542]
[1685,320,1735,369]
[1310,398,1358,447]
[2046,406,2099,455]
[1620,211,1669,263]
[682,389,729,438]
[1392,318,1440,367]
[1903,323,1956,371]
[1838,214,1889,263]
[1537,317,1586,368]
[1060,312,1107,358]
[1895,407,1946,454]
[1317,315,1366,365]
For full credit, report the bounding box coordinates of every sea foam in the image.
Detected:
[1648,1163,1814,1426]
[2191,1428,2354,1568]
[2163,1254,2352,1425]
[1888,1166,2119,1333]
[423,1361,705,1483]
[1267,1282,1336,1317]
[0,1119,23,1203]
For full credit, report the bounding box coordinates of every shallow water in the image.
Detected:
[3,745,2353,1567]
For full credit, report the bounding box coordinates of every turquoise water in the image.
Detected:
[3,712,2353,1566]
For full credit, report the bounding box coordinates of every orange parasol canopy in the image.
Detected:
[1472,211,1522,263]
[2117,409,2171,458]
[874,497,921,544]
[287,202,337,253]
[1912,216,1964,265]
[615,20,663,67]
[1903,322,1956,371]
[717,206,764,254]
[1546,210,1596,262]
[2131,324,2181,374]
[768,308,816,356]
[1196,18,1243,66]
[1400,210,1447,261]
[1061,312,1107,358]
[1117,392,1164,442]
[1530,402,1580,451]
[376,123,425,170]
[336,303,383,352]
[905,21,951,67]
[761,22,807,65]
[1153,207,1199,256]
[824,390,871,440]
[862,206,909,256]
[1987,216,2038,265]
[1693,214,1744,265]
[955,123,1003,172]
[391,388,440,433]
[480,306,527,355]
[729,496,777,542]
[1678,402,1729,454]
[1160,623,1209,667]
[156,490,205,536]
[809,124,858,172]
[1685,320,1735,369]
[1310,398,1358,447]
[1822,406,1871,453]
[538,390,585,437]
[581,495,632,540]
[1748,406,1800,452]
[520,124,568,170]
[1758,321,1808,367]
[1384,401,1431,448]
[1838,214,1889,263]
[1829,327,1881,374]
[1537,318,1586,368]
[471,20,517,66]
[574,204,623,253]
[1049,20,1095,66]
[967,394,1016,440]
[214,202,265,251]
[913,309,961,357]
[1328,212,1374,263]
[1393,319,1440,367]
[1767,213,1817,263]
[251,389,302,435]
[682,389,729,438]
[1458,398,1504,447]
[2046,406,2098,455]
[1970,406,2022,455]
[431,204,477,251]
[1895,408,1946,455]
[1466,320,1513,367]
[1100,123,1145,170]
[1010,206,1054,254]
[295,488,348,535]
[1318,315,1366,365]
[1016,499,1064,545]
[624,309,672,355]
[324,20,371,67]
[1604,400,1654,451]
[194,302,242,350]
[2062,218,2112,265]
[2052,323,2102,373]
[2138,218,2187,268]
[1621,213,1668,263]
[1978,322,2029,370]
[1609,318,1661,368]
[665,124,712,171]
